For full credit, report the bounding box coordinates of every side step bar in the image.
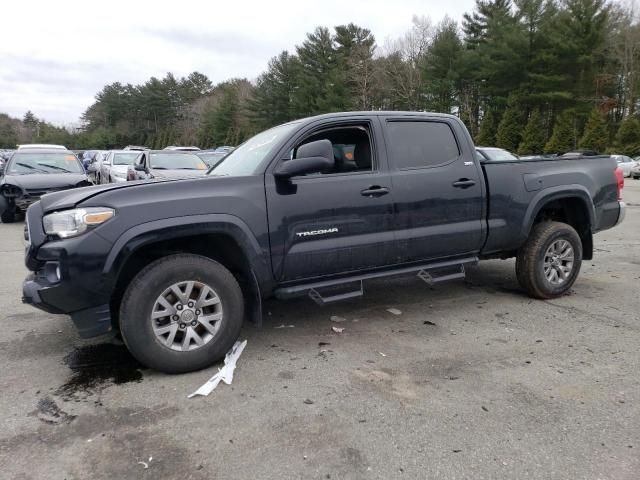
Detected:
[274,256,477,305]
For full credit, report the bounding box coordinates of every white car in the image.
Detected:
[631,160,640,180]
[17,143,66,150]
[100,150,142,183]
[163,146,201,151]
[612,155,637,177]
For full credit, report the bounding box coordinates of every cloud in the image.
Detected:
[0,0,473,125]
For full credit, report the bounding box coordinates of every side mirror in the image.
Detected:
[134,164,146,172]
[274,139,334,178]
[0,165,4,177]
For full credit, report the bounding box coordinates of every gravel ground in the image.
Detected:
[0,182,639,480]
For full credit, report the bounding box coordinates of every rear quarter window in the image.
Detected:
[386,121,460,169]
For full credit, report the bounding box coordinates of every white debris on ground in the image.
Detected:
[386,308,402,315]
[330,315,347,323]
[378,352,388,357]
[331,326,345,333]
[274,324,295,328]
[188,340,248,398]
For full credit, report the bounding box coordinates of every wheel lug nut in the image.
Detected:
[188,302,194,308]
[195,310,201,315]
[172,315,179,321]
[177,305,183,310]
[191,321,197,327]
[179,323,186,329]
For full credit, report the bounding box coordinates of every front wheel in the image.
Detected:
[516,221,582,299]
[119,254,244,373]
[1,205,16,223]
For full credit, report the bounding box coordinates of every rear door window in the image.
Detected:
[386,121,460,169]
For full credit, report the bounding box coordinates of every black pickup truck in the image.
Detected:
[21,112,626,373]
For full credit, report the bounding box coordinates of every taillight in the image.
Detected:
[614,166,624,200]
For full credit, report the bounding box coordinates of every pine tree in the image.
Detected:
[579,107,608,153]
[496,95,524,151]
[476,109,499,145]
[614,115,640,156]
[545,111,575,153]
[518,108,546,154]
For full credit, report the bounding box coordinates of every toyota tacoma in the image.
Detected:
[21,112,626,373]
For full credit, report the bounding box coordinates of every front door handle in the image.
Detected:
[361,185,390,197]
[452,179,476,189]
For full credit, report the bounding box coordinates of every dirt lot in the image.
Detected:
[1,183,639,480]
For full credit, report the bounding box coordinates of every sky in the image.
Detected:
[0,0,473,126]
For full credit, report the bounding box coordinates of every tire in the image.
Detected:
[516,221,582,299]
[1,207,16,223]
[119,254,244,374]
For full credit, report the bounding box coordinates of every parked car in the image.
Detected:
[127,150,208,180]
[17,144,66,150]
[22,111,625,373]
[631,161,640,179]
[0,148,90,223]
[99,150,141,183]
[163,146,201,151]
[214,146,234,154]
[196,150,227,168]
[123,145,149,151]
[611,155,637,177]
[476,147,519,161]
[560,150,600,158]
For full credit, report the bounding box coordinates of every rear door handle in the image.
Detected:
[361,185,390,197]
[452,179,476,189]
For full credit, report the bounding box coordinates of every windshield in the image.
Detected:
[8,152,83,174]
[480,149,519,161]
[149,153,207,170]
[209,122,300,176]
[113,152,141,165]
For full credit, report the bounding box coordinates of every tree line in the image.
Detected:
[2,0,640,156]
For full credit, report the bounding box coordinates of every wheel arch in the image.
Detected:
[523,187,595,260]
[106,214,271,329]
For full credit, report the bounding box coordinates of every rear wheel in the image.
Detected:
[119,254,244,373]
[516,221,582,299]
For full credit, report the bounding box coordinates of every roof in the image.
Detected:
[12,148,76,155]
[17,144,66,150]
[283,111,460,127]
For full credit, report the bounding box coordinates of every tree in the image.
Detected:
[614,115,640,156]
[579,107,609,152]
[518,108,546,154]
[545,110,577,152]
[476,108,500,145]
[496,94,524,151]
[251,51,297,129]
[335,24,377,110]
[422,17,463,113]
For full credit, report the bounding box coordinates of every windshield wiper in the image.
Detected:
[15,162,48,173]
[37,163,72,173]
[152,166,168,170]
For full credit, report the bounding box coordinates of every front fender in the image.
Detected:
[103,213,273,293]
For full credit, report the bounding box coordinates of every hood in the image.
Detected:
[151,169,207,179]
[38,177,181,212]
[4,173,89,191]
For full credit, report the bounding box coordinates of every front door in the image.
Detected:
[266,120,396,282]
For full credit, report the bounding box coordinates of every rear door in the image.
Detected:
[382,117,484,262]
[266,117,397,282]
